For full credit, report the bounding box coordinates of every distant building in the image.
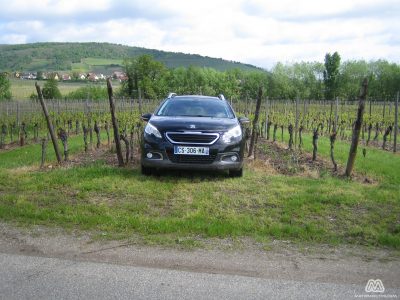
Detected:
[20,72,37,80]
[112,71,127,81]
[87,73,99,82]
[61,74,71,81]
[48,73,60,81]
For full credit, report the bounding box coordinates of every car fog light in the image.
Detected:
[231,155,238,162]
[147,152,153,159]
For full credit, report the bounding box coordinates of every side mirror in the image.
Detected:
[238,117,250,125]
[141,113,152,122]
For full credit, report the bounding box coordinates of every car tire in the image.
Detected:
[229,168,243,178]
[141,164,153,176]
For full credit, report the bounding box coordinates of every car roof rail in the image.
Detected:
[218,94,225,100]
[167,92,177,99]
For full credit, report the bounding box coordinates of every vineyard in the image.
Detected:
[0,94,399,156]
[0,83,399,249]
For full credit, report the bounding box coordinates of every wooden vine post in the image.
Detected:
[35,82,62,164]
[299,124,304,148]
[94,121,101,148]
[57,128,69,161]
[83,125,89,152]
[120,132,130,163]
[382,126,392,150]
[248,86,263,157]
[138,87,143,116]
[129,128,135,162]
[106,78,124,166]
[329,97,339,171]
[334,97,339,133]
[345,78,368,177]
[288,124,294,150]
[312,127,319,161]
[330,131,338,172]
[273,124,277,142]
[294,97,299,149]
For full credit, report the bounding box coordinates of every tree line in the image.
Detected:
[120,52,400,101]
[1,52,399,101]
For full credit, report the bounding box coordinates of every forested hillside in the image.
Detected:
[0,42,260,73]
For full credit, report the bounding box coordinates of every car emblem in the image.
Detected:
[189,124,196,129]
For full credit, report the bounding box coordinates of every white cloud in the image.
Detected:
[1,0,110,17]
[5,21,44,32]
[0,0,399,68]
[0,34,27,44]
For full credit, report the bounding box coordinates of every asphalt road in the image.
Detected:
[1,253,399,300]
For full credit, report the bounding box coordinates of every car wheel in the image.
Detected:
[229,168,243,178]
[141,164,153,176]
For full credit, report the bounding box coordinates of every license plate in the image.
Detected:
[174,146,209,155]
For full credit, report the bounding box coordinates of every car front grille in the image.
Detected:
[166,148,217,164]
[165,132,219,145]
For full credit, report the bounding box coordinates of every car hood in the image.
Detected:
[148,116,238,133]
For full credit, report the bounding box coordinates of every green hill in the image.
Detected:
[0,42,260,73]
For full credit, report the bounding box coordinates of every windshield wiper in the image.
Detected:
[168,114,214,117]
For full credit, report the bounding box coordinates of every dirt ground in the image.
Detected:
[34,137,377,186]
[0,222,399,288]
[248,138,376,184]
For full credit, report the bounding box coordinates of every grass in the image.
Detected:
[70,58,123,73]
[25,59,51,70]
[0,131,399,249]
[11,79,86,100]
[10,79,105,100]
[82,58,123,66]
[70,63,88,73]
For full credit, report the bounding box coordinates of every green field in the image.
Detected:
[82,58,123,66]
[10,79,88,100]
[0,130,399,249]
[25,59,51,70]
[71,58,123,73]
[9,79,121,100]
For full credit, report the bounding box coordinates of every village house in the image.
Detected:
[20,72,37,80]
[61,74,72,81]
[112,71,127,81]
[87,73,99,82]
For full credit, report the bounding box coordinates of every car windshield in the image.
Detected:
[156,98,235,118]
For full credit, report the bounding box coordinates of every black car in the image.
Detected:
[140,93,249,177]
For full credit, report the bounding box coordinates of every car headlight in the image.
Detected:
[222,125,242,143]
[144,122,162,138]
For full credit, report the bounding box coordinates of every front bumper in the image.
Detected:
[141,136,244,171]
[142,151,243,171]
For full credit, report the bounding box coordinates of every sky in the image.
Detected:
[0,0,399,69]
